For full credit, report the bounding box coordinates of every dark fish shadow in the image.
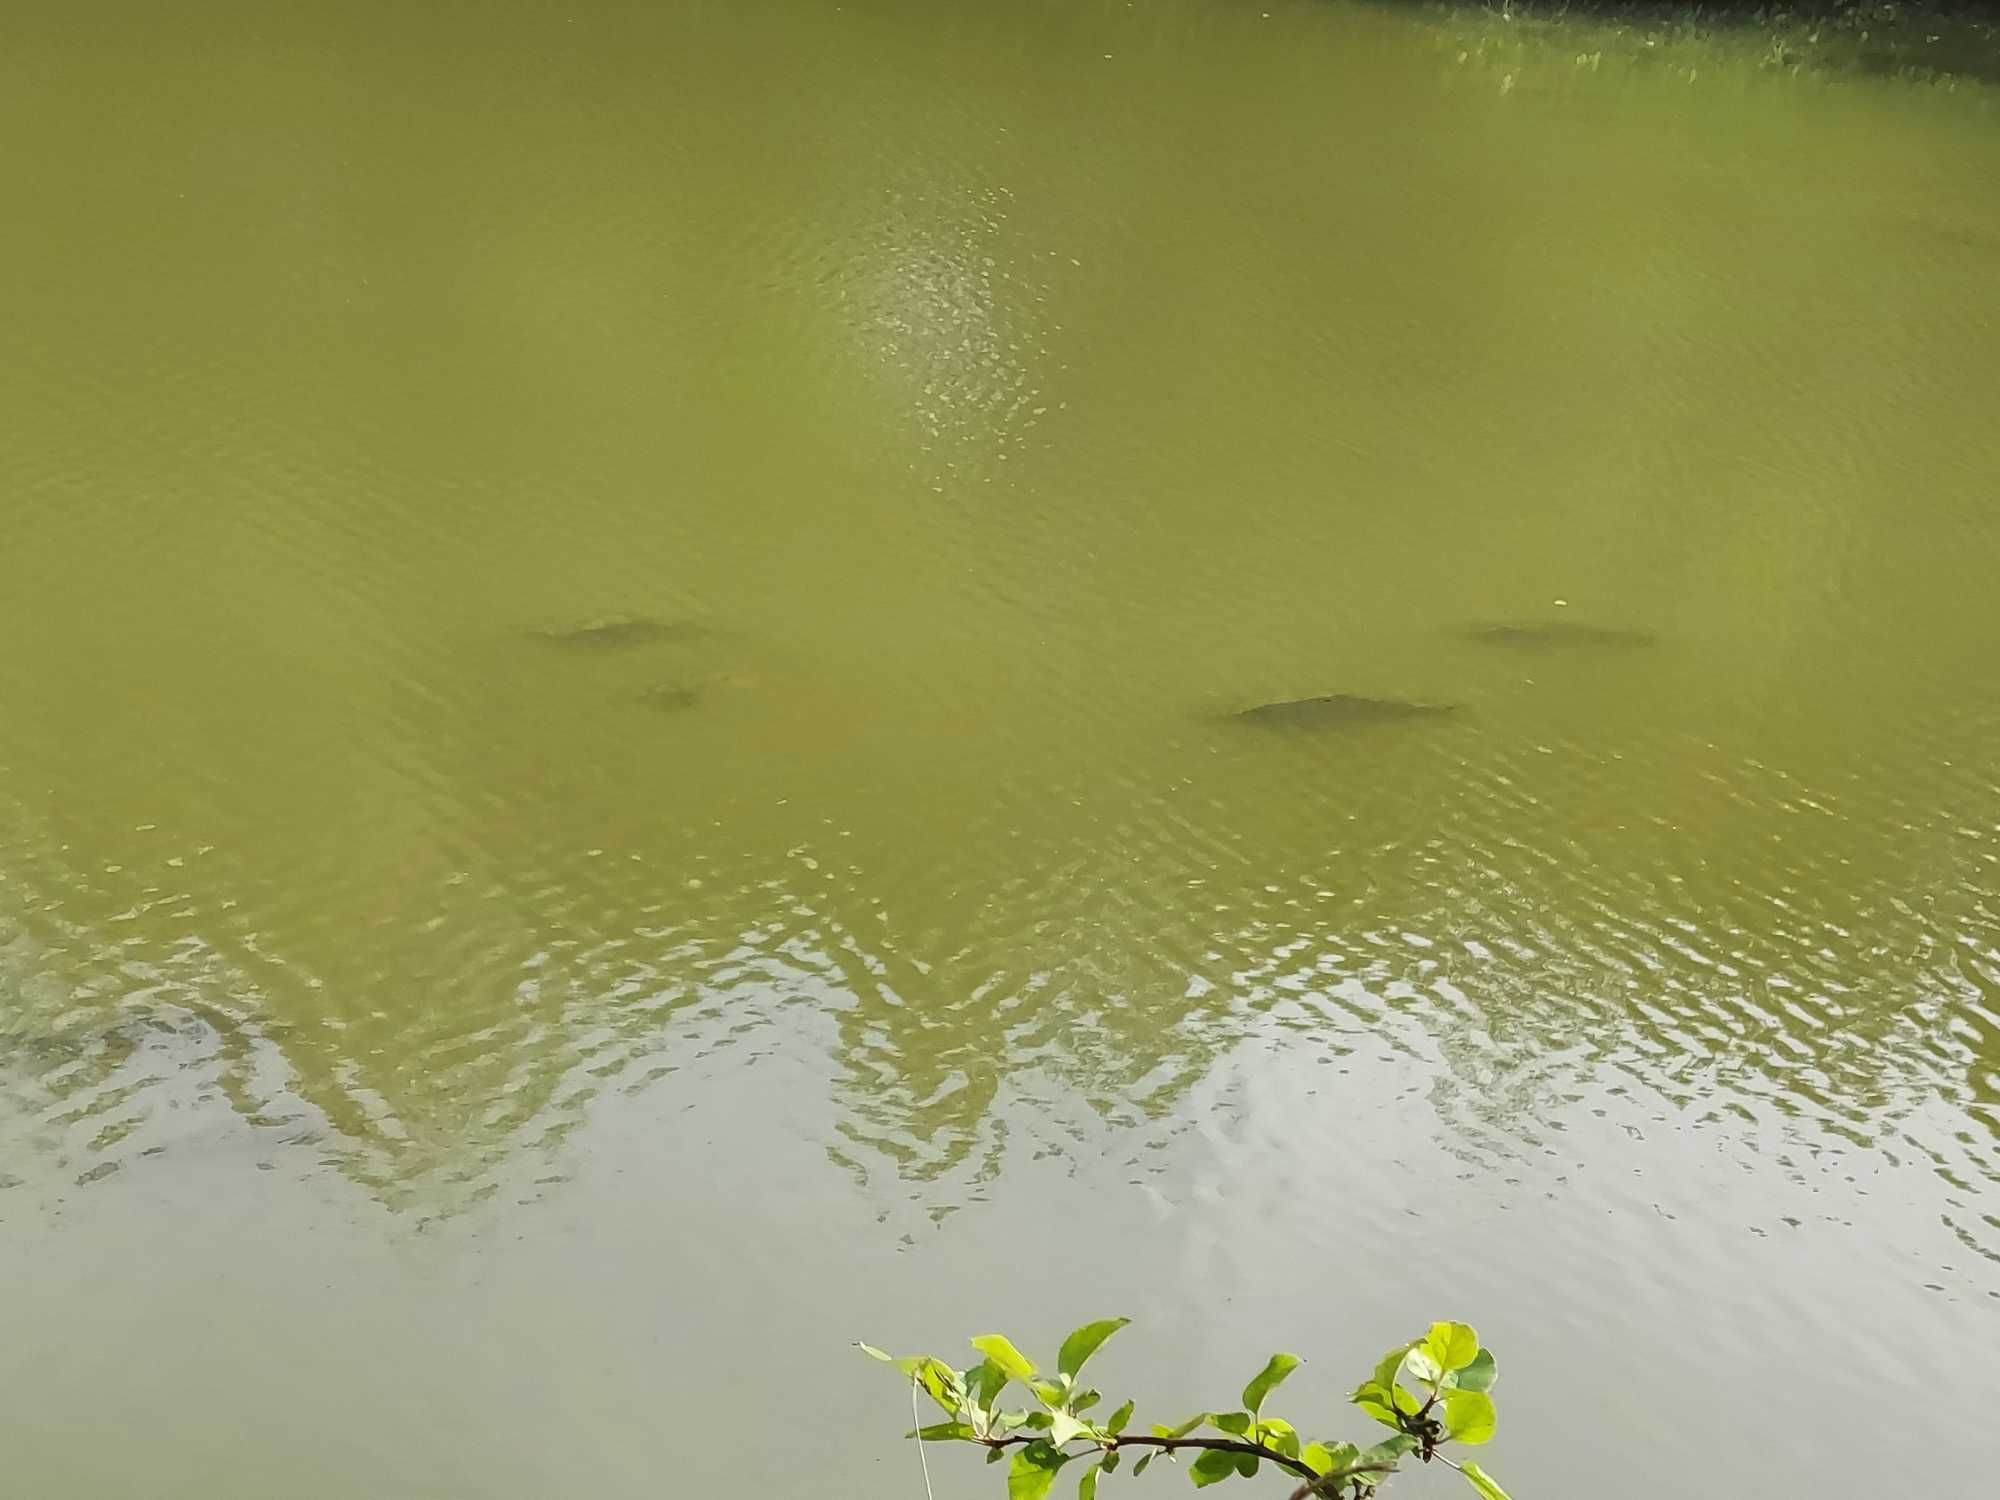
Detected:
[1227,694,1460,731]
[526,615,724,650]
[1454,621,1656,650]
[641,681,708,713]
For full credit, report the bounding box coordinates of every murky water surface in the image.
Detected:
[3,3,1997,1495]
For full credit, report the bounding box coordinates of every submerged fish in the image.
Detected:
[528,615,721,649]
[1231,694,1458,729]
[1456,621,1655,649]
[641,681,707,712]
[640,665,755,713]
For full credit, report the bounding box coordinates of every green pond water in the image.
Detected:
[3,2,1998,1495]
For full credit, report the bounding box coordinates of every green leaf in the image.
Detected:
[1371,1343,1414,1391]
[1405,1347,1442,1385]
[1132,1453,1154,1477]
[1350,1381,1420,1428]
[1442,1389,1496,1446]
[1154,1415,1205,1440]
[912,1422,976,1442]
[988,1446,1007,1464]
[1302,1441,1359,1477]
[1189,1451,1240,1488]
[1460,1462,1514,1500]
[974,1335,1040,1384]
[1234,1453,1259,1478]
[1422,1322,1481,1374]
[1210,1411,1252,1437]
[1105,1400,1135,1433]
[1452,1349,1498,1394]
[968,1357,1010,1410]
[1029,1378,1069,1409]
[1358,1434,1417,1466]
[1079,1462,1100,1500]
[1102,1451,1121,1474]
[913,1358,965,1415]
[1350,1382,1395,1427]
[1071,1389,1101,1414]
[859,1343,930,1379]
[1254,1419,1300,1461]
[1241,1353,1302,1416]
[1049,1411,1089,1446]
[1059,1318,1132,1380]
[1010,1442,1070,1500]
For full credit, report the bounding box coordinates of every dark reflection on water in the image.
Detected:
[6,693,1997,1266]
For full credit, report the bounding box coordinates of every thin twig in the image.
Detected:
[911,1377,937,1500]
[976,1431,1398,1489]
[1282,1461,1402,1500]
[977,1432,1317,1479]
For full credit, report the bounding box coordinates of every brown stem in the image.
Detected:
[979,1432,1401,1495]
[1282,1461,1402,1500]
[980,1433,1319,1480]
[1109,1435,1320,1477]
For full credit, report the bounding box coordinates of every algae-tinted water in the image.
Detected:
[3,3,1997,1496]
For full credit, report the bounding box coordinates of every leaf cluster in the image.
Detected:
[861,1318,1515,1500]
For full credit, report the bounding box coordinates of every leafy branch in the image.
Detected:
[861,1318,1515,1500]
